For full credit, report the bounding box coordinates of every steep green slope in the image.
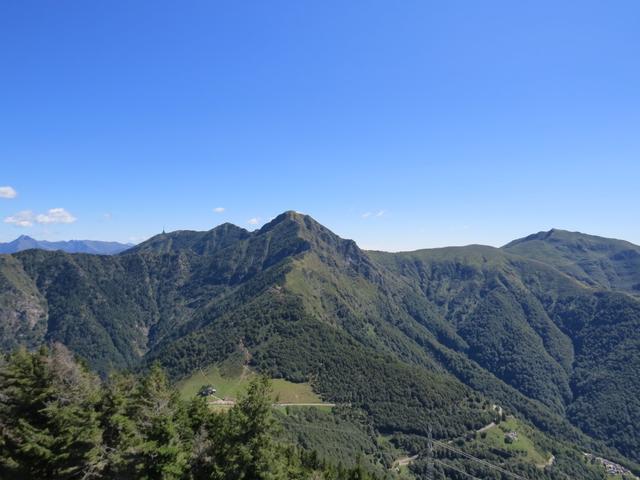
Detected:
[370,245,640,463]
[0,212,639,474]
[0,255,48,350]
[143,214,494,442]
[503,229,640,295]
[369,247,576,412]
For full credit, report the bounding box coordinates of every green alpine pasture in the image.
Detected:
[475,417,550,466]
[177,362,322,405]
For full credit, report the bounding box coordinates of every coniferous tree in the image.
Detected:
[0,349,386,480]
[129,363,189,479]
[0,344,103,479]
[98,372,143,478]
[0,346,55,479]
[187,396,225,480]
[214,375,286,480]
[43,344,104,479]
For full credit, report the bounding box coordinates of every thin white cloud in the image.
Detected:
[0,186,17,199]
[4,210,34,227]
[103,212,113,220]
[247,217,260,225]
[35,208,77,225]
[362,209,387,219]
[213,207,225,213]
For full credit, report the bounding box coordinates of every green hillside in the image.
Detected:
[1,211,639,478]
[503,228,640,295]
[176,364,321,405]
[475,417,550,466]
[371,244,640,463]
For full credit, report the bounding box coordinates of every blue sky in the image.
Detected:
[1,1,639,250]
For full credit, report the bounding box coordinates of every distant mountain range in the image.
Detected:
[0,235,133,255]
[1,212,639,476]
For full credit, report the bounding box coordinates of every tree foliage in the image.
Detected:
[0,347,379,480]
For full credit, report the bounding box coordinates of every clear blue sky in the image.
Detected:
[1,1,639,250]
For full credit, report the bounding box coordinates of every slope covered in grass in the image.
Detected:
[176,362,321,404]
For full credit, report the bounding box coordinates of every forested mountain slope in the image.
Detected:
[1,211,639,474]
[503,228,640,295]
[370,245,640,463]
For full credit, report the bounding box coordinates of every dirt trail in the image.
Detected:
[476,404,503,433]
[392,454,419,469]
[477,422,495,433]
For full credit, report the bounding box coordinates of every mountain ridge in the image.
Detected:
[1,211,639,474]
[503,228,640,294]
[0,235,133,255]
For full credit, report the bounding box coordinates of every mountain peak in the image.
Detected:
[503,228,637,249]
[210,222,249,236]
[126,222,250,256]
[258,211,341,242]
[503,228,640,294]
[258,211,328,237]
[261,210,307,227]
[503,228,573,247]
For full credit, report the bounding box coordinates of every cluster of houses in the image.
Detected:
[584,453,634,477]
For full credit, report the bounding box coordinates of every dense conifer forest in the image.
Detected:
[0,345,378,479]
